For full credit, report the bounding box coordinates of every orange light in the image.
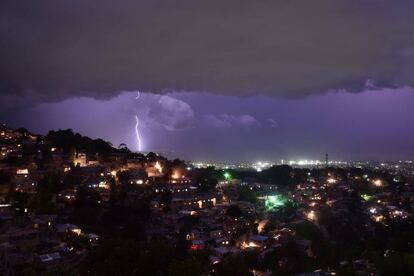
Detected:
[373,179,383,187]
[171,171,180,180]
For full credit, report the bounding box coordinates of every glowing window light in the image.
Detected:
[16,169,29,175]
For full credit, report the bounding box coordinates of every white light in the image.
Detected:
[155,161,162,173]
[327,178,337,184]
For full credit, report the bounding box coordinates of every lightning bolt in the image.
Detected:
[135,91,142,152]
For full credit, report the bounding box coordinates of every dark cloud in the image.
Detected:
[1,0,414,104]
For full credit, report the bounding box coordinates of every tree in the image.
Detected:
[0,171,11,186]
[213,251,259,276]
[402,196,412,212]
[26,189,56,214]
[260,165,293,188]
[237,185,257,203]
[160,190,172,212]
[226,205,242,218]
[275,200,297,222]
[109,177,117,207]
[117,170,131,205]
[7,190,30,211]
[80,239,180,275]
[71,187,102,229]
[168,258,206,276]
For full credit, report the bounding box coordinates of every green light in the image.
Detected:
[361,194,372,202]
[224,172,232,180]
[265,195,286,212]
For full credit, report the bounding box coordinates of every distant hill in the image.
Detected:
[45,129,121,155]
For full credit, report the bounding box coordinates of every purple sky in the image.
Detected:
[1,1,414,162]
[4,87,414,162]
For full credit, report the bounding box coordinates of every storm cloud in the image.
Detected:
[147,95,194,131]
[1,0,414,104]
[204,114,259,129]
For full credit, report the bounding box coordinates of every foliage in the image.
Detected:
[260,165,293,187]
[79,238,209,276]
[26,189,57,214]
[237,185,257,203]
[45,129,115,155]
[0,170,12,186]
[226,204,243,218]
[213,251,259,276]
[160,190,172,212]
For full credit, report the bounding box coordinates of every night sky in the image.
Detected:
[1,1,414,162]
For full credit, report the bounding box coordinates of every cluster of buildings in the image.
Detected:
[0,124,413,275]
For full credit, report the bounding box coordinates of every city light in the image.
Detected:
[16,169,29,175]
[307,210,317,222]
[171,170,181,179]
[372,215,384,223]
[372,179,383,187]
[265,194,286,212]
[327,178,337,184]
[71,227,82,235]
[361,194,373,201]
[223,172,232,180]
[154,161,163,173]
